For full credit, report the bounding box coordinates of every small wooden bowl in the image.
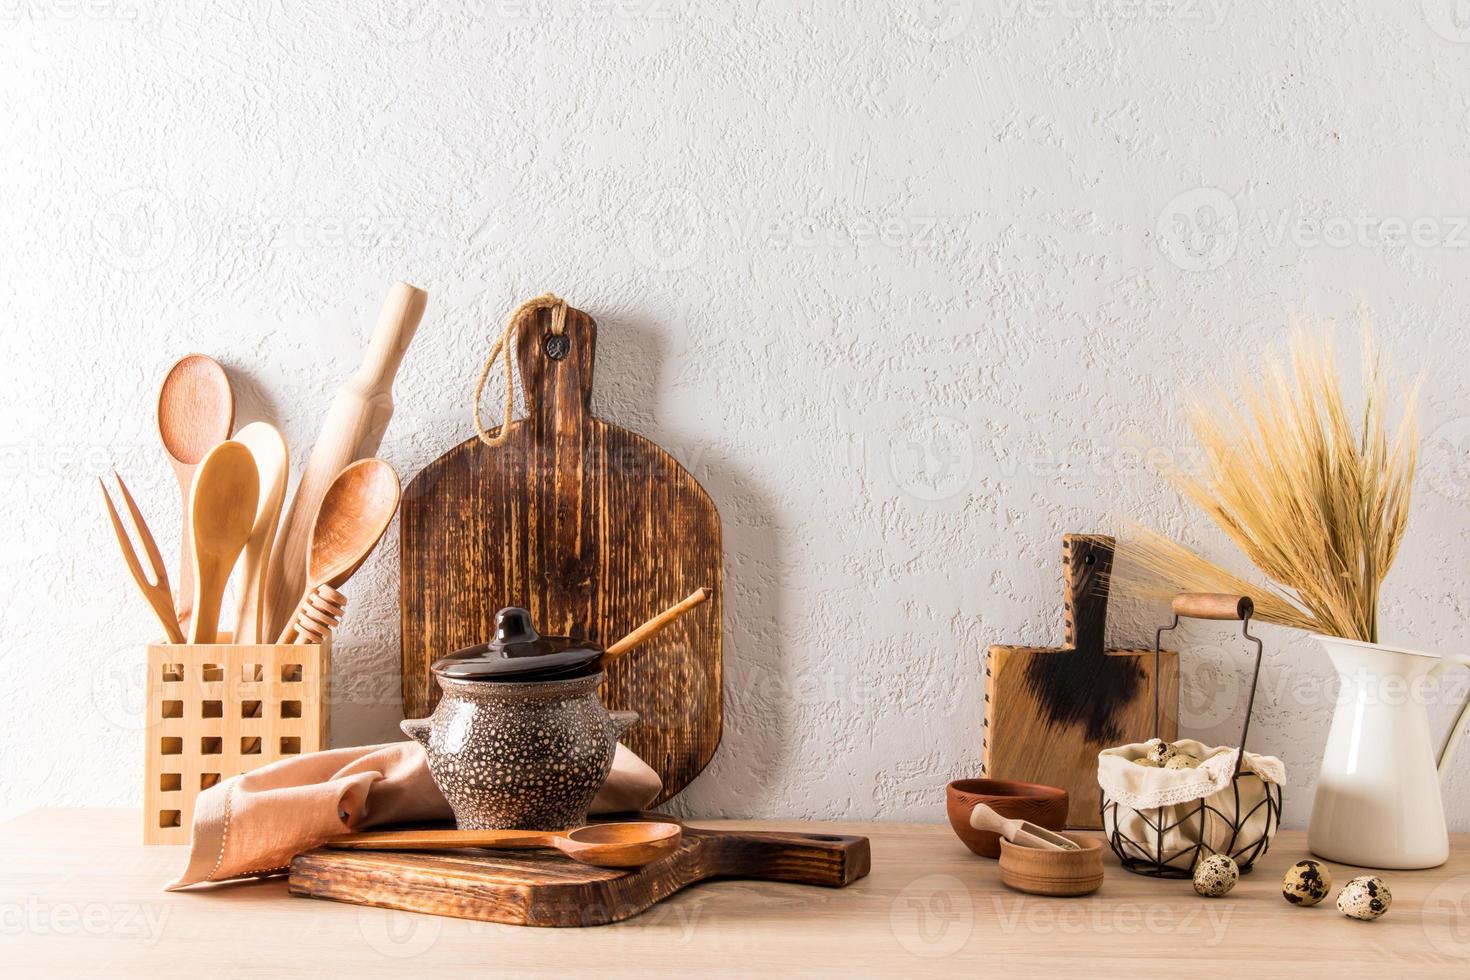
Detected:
[945,778,1069,859]
[998,834,1105,896]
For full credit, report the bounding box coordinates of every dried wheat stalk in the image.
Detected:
[1116,327,1418,643]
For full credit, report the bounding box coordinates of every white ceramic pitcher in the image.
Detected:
[1309,636,1470,869]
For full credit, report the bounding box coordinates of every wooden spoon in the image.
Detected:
[969,803,1078,851]
[327,821,683,869]
[157,354,234,633]
[276,458,400,643]
[230,422,289,644]
[187,440,259,644]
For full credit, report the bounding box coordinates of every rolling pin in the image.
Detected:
[262,282,428,640]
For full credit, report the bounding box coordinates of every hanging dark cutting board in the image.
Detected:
[400,304,722,804]
[288,818,870,927]
[983,534,1178,828]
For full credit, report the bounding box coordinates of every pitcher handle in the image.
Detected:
[1428,655,1470,776]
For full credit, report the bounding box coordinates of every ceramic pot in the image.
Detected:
[402,671,637,831]
[1309,635,1470,869]
[946,778,1069,858]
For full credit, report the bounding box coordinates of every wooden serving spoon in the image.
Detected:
[230,422,289,644]
[327,821,683,869]
[276,458,400,643]
[158,354,234,633]
[187,440,259,644]
[969,803,1078,851]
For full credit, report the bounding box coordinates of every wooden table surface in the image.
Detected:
[3,809,1467,977]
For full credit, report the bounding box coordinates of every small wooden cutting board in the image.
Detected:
[288,819,870,927]
[399,304,722,804]
[983,534,1178,828]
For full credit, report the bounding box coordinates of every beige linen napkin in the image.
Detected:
[167,740,661,889]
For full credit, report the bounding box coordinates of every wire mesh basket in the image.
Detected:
[1100,593,1283,878]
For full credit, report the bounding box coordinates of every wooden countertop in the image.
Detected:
[2,809,1467,977]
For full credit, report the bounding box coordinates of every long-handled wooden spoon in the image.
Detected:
[327,821,683,869]
[603,588,713,663]
[157,354,234,633]
[276,458,400,643]
[187,441,259,644]
[231,422,288,644]
[969,803,1078,851]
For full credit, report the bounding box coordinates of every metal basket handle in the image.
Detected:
[1154,593,1264,777]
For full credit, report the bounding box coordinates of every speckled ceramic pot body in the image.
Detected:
[401,671,636,831]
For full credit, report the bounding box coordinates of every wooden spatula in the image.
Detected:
[231,422,288,644]
[187,441,259,644]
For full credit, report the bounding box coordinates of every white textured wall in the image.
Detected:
[4,1,1470,830]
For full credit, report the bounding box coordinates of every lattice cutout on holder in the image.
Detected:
[144,637,329,844]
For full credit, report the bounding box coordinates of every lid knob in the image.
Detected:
[493,607,539,646]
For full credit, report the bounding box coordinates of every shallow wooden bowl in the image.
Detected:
[946,778,1069,859]
[998,833,1105,896]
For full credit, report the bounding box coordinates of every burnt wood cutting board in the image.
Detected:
[400,305,722,804]
[288,819,871,927]
[983,534,1178,828]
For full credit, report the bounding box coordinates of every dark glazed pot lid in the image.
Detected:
[432,607,603,682]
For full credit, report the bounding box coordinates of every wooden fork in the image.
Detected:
[100,472,185,643]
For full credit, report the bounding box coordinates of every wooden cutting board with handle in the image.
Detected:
[288,818,870,927]
[400,302,722,804]
[983,534,1178,828]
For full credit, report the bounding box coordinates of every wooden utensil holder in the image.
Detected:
[144,635,329,844]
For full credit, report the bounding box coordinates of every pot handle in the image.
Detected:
[609,710,639,738]
[1429,655,1470,776]
[400,716,432,748]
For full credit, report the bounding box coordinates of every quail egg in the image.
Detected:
[1337,875,1392,921]
[1132,757,1162,767]
[1192,853,1239,897]
[1145,739,1178,766]
[1165,754,1201,770]
[1281,860,1332,906]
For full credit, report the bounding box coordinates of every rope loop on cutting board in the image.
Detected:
[472,293,568,447]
